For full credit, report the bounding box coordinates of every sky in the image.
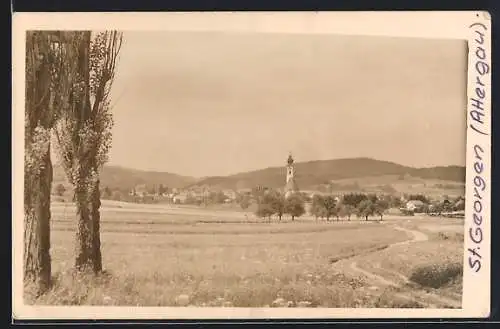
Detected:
[106,31,468,177]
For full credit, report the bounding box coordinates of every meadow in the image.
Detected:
[28,200,464,308]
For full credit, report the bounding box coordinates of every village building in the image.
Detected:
[223,189,237,201]
[405,199,426,212]
[129,184,148,197]
[173,192,189,204]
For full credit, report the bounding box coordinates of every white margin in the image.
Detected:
[12,11,491,320]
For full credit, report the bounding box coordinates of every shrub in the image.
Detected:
[409,262,463,289]
[436,232,464,242]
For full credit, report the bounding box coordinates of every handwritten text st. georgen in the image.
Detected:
[468,21,489,273]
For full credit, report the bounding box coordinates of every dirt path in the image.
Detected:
[334,224,462,308]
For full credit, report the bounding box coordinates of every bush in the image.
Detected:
[436,232,464,242]
[409,262,462,289]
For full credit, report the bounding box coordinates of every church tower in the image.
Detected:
[286,153,295,184]
[284,153,299,198]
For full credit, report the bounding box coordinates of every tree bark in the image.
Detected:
[74,187,93,272]
[73,31,102,274]
[24,143,53,294]
[24,32,55,294]
[90,179,102,273]
[74,175,101,273]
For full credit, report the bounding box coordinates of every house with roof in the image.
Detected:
[223,189,237,201]
[173,192,189,204]
[129,184,149,197]
[406,199,426,212]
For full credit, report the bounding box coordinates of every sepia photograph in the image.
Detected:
[13,12,491,320]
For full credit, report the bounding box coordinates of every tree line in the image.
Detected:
[250,191,390,222]
[254,191,305,221]
[310,193,389,221]
[247,190,464,222]
[24,31,123,295]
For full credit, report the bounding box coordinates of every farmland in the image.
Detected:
[28,200,464,308]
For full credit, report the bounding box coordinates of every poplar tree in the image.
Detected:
[24,31,80,293]
[54,31,123,273]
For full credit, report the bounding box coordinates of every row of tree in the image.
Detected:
[310,194,389,221]
[24,31,123,294]
[249,191,464,222]
[252,191,390,222]
[254,192,305,221]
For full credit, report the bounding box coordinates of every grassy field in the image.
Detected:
[26,201,464,308]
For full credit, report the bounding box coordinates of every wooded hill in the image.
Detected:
[54,157,465,192]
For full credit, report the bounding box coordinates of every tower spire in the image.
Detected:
[285,152,298,198]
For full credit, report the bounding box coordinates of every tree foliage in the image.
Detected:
[342,193,368,208]
[53,31,123,273]
[284,193,305,221]
[24,31,82,293]
[357,199,376,220]
[55,31,122,189]
[268,190,286,221]
[310,194,326,220]
[338,204,355,220]
[374,199,390,220]
[255,202,274,221]
[239,194,251,210]
[322,195,337,221]
[407,194,430,204]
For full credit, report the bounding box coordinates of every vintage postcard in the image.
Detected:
[12,11,491,320]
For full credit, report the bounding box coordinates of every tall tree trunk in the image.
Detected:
[24,142,53,294]
[74,187,93,272]
[90,179,102,273]
[24,32,56,294]
[73,31,97,273]
[74,171,101,273]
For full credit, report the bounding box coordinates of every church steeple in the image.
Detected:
[286,153,294,183]
[285,153,298,198]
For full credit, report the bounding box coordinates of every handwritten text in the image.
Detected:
[468,21,489,273]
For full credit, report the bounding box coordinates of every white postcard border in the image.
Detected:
[12,11,491,320]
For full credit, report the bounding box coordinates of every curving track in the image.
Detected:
[333,225,462,308]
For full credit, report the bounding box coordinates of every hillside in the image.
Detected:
[52,158,465,194]
[53,165,198,191]
[187,158,465,191]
